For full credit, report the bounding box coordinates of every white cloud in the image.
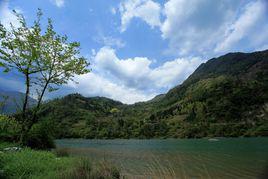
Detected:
[161,0,241,56]
[161,0,268,56]
[66,46,203,104]
[93,46,202,91]
[94,35,125,48]
[149,57,203,88]
[50,0,65,8]
[215,0,267,53]
[119,0,161,32]
[68,73,156,104]
[110,7,116,15]
[255,44,268,52]
[118,0,268,56]
[0,0,21,28]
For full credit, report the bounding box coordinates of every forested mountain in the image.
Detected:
[33,50,268,138]
[0,90,37,114]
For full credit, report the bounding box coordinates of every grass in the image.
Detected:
[0,145,120,179]
[1,148,74,179]
[54,148,70,157]
[59,158,120,179]
[0,142,19,150]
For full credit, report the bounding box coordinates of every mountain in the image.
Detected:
[0,90,37,114]
[36,94,124,138]
[34,50,268,138]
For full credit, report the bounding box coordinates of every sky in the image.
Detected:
[0,0,267,104]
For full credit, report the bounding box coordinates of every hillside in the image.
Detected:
[37,50,268,138]
[37,94,124,138]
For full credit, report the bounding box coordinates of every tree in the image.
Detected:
[31,17,89,123]
[0,9,90,144]
[0,10,43,118]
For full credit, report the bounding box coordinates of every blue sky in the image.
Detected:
[0,0,268,103]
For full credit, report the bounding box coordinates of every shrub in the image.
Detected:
[25,120,55,149]
[0,115,21,142]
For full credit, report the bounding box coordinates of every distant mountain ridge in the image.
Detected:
[0,90,37,114]
[2,50,268,138]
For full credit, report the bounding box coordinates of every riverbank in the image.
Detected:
[0,142,120,179]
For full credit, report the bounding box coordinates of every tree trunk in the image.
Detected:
[22,73,30,117]
[31,81,49,124]
[37,81,49,109]
[20,73,30,144]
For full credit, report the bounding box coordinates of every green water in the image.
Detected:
[56,138,268,178]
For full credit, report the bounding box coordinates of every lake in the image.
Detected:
[55,138,268,179]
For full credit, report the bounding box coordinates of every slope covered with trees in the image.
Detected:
[36,50,268,139]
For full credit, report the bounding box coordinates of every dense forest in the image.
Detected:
[32,50,268,139]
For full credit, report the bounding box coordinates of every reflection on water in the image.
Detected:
[55,138,268,178]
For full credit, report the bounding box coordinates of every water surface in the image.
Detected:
[56,138,268,178]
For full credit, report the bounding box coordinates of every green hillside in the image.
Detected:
[37,50,268,139]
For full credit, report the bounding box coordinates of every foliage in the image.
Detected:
[0,115,21,142]
[0,9,43,118]
[33,15,90,113]
[0,9,89,147]
[24,120,55,149]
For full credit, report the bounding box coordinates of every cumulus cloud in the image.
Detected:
[119,0,161,32]
[94,47,202,90]
[0,0,21,28]
[50,0,65,8]
[118,0,268,56]
[149,57,202,88]
[162,0,268,56]
[68,73,157,104]
[161,0,241,56]
[215,0,267,53]
[67,46,202,104]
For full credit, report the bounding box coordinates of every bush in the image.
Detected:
[25,120,55,149]
[0,115,21,142]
